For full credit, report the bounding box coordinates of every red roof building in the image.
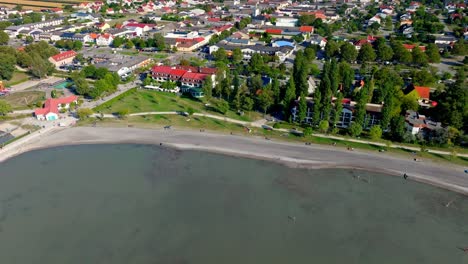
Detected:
[48,51,77,68]
[265,28,282,35]
[50,50,77,63]
[151,65,217,87]
[299,26,314,33]
[34,95,78,121]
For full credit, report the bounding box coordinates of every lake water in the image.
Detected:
[0,144,467,264]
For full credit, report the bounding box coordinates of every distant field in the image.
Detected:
[0,0,86,10]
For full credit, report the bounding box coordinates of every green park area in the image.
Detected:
[93,88,262,122]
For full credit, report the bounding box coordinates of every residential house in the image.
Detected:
[95,22,111,31]
[34,95,78,121]
[275,17,298,27]
[96,34,114,46]
[309,34,327,49]
[209,43,294,62]
[405,110,443,135]
[48,50,77,68]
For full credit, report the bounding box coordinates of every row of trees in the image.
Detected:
[55,39,83,51]
[325,38,441,66]
[71,65,120,98]
[0,41,57,80]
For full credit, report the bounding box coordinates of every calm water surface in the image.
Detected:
[0,144,467,264]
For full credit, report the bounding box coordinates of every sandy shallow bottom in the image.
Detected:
[1,126,467,195]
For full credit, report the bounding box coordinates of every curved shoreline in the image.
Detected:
[1,126,467,195]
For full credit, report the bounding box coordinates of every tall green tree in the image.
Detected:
[30,53,53,79]
[232,48,243,64]
[257,88,274,115]
[297,93,307,123]
[330,91,344,128]
[202,76,213,99]
[376,43,394,62]
[325,40,339,58]
[312,86,322,125]
[412,46,428,66]
[338,61,354,96]
[340,42,358,63]
[0,53,16,80]
[425,43,440,63]
[284,74,296,111]
[358,43,376,63]
[271,75,280,104]
[0,30,9,45]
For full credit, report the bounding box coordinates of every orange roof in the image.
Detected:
[89,33,99,39]
[414,86,430,99]
[299,26,314,33]
[266,28,282,34]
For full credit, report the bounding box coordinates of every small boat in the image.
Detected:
[288,216,296,221]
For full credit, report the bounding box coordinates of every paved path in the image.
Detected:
[81,82,137,109]
[90,110,468,158]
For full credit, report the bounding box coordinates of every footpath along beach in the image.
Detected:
[0,126,467,195]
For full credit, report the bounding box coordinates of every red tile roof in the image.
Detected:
[34,96,78,116]
[299,26,314,33]
[266,28,282,34]
[403,44,426,51]
[151,65,173,75]
[182,72,207,81]
[413,86,430,99]
[152,65,217,80]
[50,50,77,62]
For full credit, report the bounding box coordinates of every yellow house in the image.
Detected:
[95,22,111,32]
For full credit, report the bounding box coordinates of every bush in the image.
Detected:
[303,126,313,136]
[369,125,383,140]
[76,108,93,119]
[273,122,281,129]
[348,123,363,137]
[187,107,195,116]
[117,108,129,118]
[318,120,329,133]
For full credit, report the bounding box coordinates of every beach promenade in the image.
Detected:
[1,126,467,195]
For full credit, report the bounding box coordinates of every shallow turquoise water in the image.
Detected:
[53,81,72,89]
[0,144,467,264]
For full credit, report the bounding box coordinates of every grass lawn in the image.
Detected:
[93,89,262,122]
[154,53,169,59]
[3,91,45,110]
[3,72,30,87]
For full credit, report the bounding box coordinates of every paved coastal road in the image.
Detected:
[17,127,468,195]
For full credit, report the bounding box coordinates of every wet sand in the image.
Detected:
[0,126,467,195]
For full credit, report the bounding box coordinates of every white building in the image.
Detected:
[275,17,298,27]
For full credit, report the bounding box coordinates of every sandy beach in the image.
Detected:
[1,126,467,195]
